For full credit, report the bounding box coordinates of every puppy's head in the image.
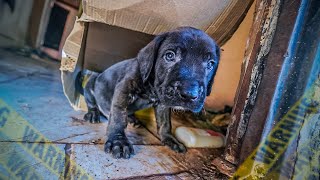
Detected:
[137,27,220,112]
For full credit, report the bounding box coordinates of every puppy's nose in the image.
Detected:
[180,89,198,100]
[179,82,199,100]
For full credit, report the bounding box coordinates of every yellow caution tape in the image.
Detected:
[263,126,320,180]
[0,99,93,179]
[82,73,91,90]
[292,133,320,179]
[232,81,320,179]
[0,138,44,179]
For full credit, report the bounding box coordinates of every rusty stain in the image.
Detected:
[212,157,236,177]
[114,170,192,180]
[104,163,113,168]
[71,116,86,125]
[53,132,92,142]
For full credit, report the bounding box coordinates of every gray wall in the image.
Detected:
[0,0,34,46]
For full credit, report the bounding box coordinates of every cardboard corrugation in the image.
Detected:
[60,18,86,72]
[82,0,230,36]
[205,0,253,44]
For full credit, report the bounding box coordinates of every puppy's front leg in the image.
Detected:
[104,82,134,159]
[154,105,187,153]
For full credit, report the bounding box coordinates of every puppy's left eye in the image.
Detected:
[207,60,215,70]
[164,51,176,62]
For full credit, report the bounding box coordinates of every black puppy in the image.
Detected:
[80,27,220,159]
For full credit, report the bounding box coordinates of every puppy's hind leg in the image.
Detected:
[84,99,100,123]
[83,79,100,123]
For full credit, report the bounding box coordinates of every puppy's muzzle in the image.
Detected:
[166,81,202,101]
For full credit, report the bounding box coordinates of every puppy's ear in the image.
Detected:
[137,33,167,83]
[206,44,221,96]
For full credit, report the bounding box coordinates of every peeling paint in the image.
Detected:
[236,0,281,140]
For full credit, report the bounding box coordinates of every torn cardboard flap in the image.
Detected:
[82,0,230,35]
[61,17,87,72]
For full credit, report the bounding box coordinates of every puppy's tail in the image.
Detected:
[75,71,84,95]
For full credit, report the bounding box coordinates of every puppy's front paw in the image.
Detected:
[84,109,100,123]
[162,135,187,153]
[104,135,134,159]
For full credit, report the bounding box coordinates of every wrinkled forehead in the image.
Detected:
[160,29,217,53]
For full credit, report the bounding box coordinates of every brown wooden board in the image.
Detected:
[213,0,304,176]
[239,0,301,164]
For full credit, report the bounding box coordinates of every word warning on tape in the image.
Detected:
[0,99,93,180]
[232,81,320,179]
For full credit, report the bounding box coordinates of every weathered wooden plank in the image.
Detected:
[213,0,303,177]
[222,0,286,165]
[238,0,301,164]
[70,144,225,179]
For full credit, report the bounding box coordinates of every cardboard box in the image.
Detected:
[61,0,254,72]
[60,0,253,110]
[81,0,229,36]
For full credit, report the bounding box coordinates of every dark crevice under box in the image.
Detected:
[84,22,154,72]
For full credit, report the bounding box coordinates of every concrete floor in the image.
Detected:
[0,49,226,180]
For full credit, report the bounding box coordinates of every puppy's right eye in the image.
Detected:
[207,60,215,70]
[164,51,176,62]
